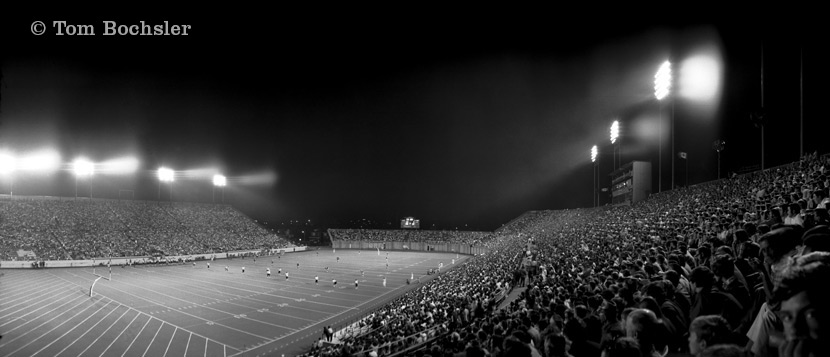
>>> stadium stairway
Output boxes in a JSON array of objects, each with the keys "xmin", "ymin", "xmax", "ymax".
[{"xmin": 497, "ymin": 286, "xmax": 526, "ymax": 311}]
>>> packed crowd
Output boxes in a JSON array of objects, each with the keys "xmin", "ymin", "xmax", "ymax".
[
  {"xmin": 330, "ymin": 229, "xmax": 494, "ymax": 245},
  {"xmin": 304, "ymin": 152, "xmax": 830, "ymax": 357},
  {"xmin": 0, "ymin": 199, "xmax": 293, "ymax": 260}
]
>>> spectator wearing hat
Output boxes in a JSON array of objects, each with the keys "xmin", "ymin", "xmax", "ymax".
[
  {"xmin": 801, "ymin": 225, "xmax": 830, "ymax": 254},
  {"xmin": 747, "ymin": 227, "xmax": 802, "ymax": 357}
]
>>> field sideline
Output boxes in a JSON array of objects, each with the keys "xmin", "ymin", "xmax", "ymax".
[{"xmin": 0, "ymin": 249, "xmax": 468, "ymax": 357}]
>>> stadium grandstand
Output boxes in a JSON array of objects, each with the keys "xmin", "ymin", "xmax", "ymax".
[
  {"xmin": 0, "ymin": 199, "xmax": 293, "ymax": 261},
  {"xmin": 298, "ymin": 152, "xmax": 830, "ymax": 356}
]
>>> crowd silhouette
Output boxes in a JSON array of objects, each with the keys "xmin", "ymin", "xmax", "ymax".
[{"xmin": 304, "ymin": 152, "xmax": 830, "ymax": 357}]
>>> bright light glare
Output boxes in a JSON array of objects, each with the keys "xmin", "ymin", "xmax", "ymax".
[
  {"xmin": 73, "ymin": 158, "xmax": 95, "ymax": 176},
  {"xmin": 591, "ymin": 145, "xmax": 598, "ymax": 163},
  {"xmin": 680, "ymin": 54, "xmax": 721, "ymax": 102},
  {"xmin": 0, "ymin": 153, "xmax": 15, "ymax": 174},
  {"xmin": 20, "ymin": 150, "xmax": 61, "ymax": 172},
  {"xmin": 610, "ymin": 120, "xmax": 619, "ymax": 144},
  {"xmin": 158, "ymin": 167, "xmax": 175, "ymax": 182},
  {"xmin": 654, "ymin": 61, "xmax": 672, "ymax": 100},
  {"xmin": 99, "ymin": 157, "xmax": 139, "ymax": 174},
  {"xmin": 213, "ymin": 174, "xmax": 227, "ymax": 187}
]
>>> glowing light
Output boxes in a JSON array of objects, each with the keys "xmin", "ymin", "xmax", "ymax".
[
  {"xmin": 610, "ymin": 120, "xmax": 619, "ymax": 144},
  {"xmin": 158, "ymin": 167, "xmax": 175, "ymax": 182},
  {"xmin": 20, "ymin": 149, "xmax": 61, "ymax": 172},
  {"xmin": 99, "ymin": 157, "xmax": 139, "ymax": 174},
  {"xmin": 680, "ymin": 54, "xmax": 721, "ymax": 102},
  {"xmin": 654, "ymin": 61, "xmax": 672, "ymax": 100},
  {"xmin": 73, "ymin": 158, "xmax": 95, "ymax": 176},
  {"xmin": 0, "ymin": 153, "xmax": 16, "ymax": 174},
  {"xmin": 213, "ymin": 174, "xmax": 227, "ymax": 187},
  {"xmin": 591, "ymin": 145, "xmax": 598, "ymax": 163}
]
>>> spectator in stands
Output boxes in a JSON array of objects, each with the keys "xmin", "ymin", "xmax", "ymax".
[
  {"xmin": 773, "ymin": 251, "xmax": 830, "ymax": 357},
  {"xmin": 624, "ymin": 308, "xmax": 666, "ymax": 357},
  {"xmin": 689, "ymin": 266, "xmax": 744, "ymax": 330},
  {"xmin": 599, "ymin": 337, "xmax": 641, "ymax": 357},
  {"xmin": 688, "ymin": 315, "xmax": 733, "ymax": 357}
]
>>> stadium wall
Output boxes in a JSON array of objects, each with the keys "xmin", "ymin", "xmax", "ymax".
[
  {"xmin": 330, "ymin": 240, "xmax": 488, "ymax": 255},
  {"xmin": 0, "ymin": 246, "xmax": 308, "ymax": 269}
]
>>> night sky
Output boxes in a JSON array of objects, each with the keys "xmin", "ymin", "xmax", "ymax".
[{"xmin": 1, "ymin": 10, "xmax": 827, "ymax": 231}]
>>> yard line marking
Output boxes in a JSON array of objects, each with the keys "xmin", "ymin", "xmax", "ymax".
[
  {"xmin": 74, "ymin": 307, "xmax": 130, "ymax": 357},
  {"xmin": 0, "ymin": 281, "xmax": 75, "ymax": 315},
  {"xmin": 143, "ymin": 267, "xmax": 358, "ymax": 311},
  {"xmin": 183, "ymin": 332, "xmax": 192, "ymax": 357},
  {"xmin": 106, "ymin": 277, "xmax": 297, "ymax": 335},
  {"xmin": 29, "ymin": 300, "xmax": 114, "ymax": 356},
  {"xmin": 0, "ymin": 294, "xmax": 85, "ymax": 334},
  {"xmin": 53, "ymin": 302, "xmax": 123, "ymax": 357},
  {"xmin": 120, "ymin": 315, "xmax": 151, "ymax": 357},
  {"xmin": 98, "ymin": 312, "xmax": 140, "ymax": 357},
  {"xmin": 0, "ymin": 274, "xmax": 59, "ymax": 299},
  {"xmin": 49, "ymin": 269, "xmax": 244, "ymax": 352},
  {"xmin": 20, "ymin": 300, "xmax": 111, "ymax": 357},
  {"xmin": 140, "ymin": 322, "xmax": 163, "ymax": 357},
  {"xmin": 162, "ymin": 327, "xmax": 177, "ymax": 357},
  {"xmin": 228, "ymin": 273, "xmax": 410, "ymax": 357},
  {"xmin": 121, "ymin": 272, "xmax": 320, "ymax": 324}
]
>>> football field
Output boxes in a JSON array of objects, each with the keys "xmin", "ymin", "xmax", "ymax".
[{"xmin": 0, "ymin": 249, "xmax": 467, "ymax": 357}]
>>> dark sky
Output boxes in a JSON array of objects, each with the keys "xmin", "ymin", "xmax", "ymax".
[{"xmin": 1, "ymin": 10, "xmax": 827, "ymax": 230}]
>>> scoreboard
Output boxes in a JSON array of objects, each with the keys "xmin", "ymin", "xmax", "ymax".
[{"xmin": 400, "ymin": 217, "xmax": 420, "ymax": 229}]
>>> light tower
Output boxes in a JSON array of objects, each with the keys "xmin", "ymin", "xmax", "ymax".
[
  {"xmin": 654, "ymin": 60, "xmax": 672, "ymax": 192},
  {"xmin": 213, "ymin": 174, "xmax": 226, "ymax": 203},
  {"xmin": 0, "ymin": 153, "xmax": 16, "ymax": 197},
  {"xmin": 610, "ymin": 120, "xmax": 619, "ymax": 170},
  {"xmin": 157, "ymin": 167, "xmax": 174, "ymax": 201},
  {"xmin": 73, "ymin": 158, "xmax": 95, "ymax": 198},
  {"xmin": 591, "ymin": 145, "xmax": 598, "ymax": 207}
]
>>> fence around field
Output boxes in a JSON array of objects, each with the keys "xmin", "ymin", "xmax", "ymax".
[
  {"xmin": 0, "ymin": 246, "xmax": 308, "ymax": 269},
  {"xmin": 330, "ymin": 240, "xmax": 489, "ymax": 255}
]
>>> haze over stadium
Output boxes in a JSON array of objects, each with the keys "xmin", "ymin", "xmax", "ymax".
[{"xmin": 1, "ymin": 10, "xmax": 827, "ymax": 231}]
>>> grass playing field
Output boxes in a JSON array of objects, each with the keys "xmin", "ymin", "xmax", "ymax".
[{"xmin": 0, "ymin": 249, "xmax": 468, "ymax": 357}]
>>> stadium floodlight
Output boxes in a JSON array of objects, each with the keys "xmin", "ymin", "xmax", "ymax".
[
  {"xmin": 73, "ymin": 158, "xmax": 95, "ymax": 198},
  {"xmin": 158, "ymin": 167, "xmax": 175, "ymax": 182},
  {"xmin": 654, "ymin": 60, "xmax": 672, "ymax": 100},
  {"xmin": 0, "ymin": 152, "xmax": 16, "ymax": 197},
  {"xmin": 73, "ymin": 158, "xmax": 95, "ymax": 176},
  {"xmin": 158, "ymin": 167, "xmax": 174, "ymax": 201},
  {"xmin": 610, "ymin": 120, "xmax": 619, "ymax": 144},
  {"xmin": 0, "ymin": 153, "xmax": 15, "ymax": 174},
  {"xmin": 591, "ymin": 145, "xmax": 598, "ymax": 163},
  {"xmin": 213, "ymin": 174, "xmax": 227, "ymax": 203},
  {"xmin": 99, "ymin": 157, "xmax": 139, "ymax": 174},
  {"xmin": 20, "ymin": 149, "xmax": 61, "ymax": 172}
]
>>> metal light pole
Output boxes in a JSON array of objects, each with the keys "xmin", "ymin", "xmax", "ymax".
[
  {"xmin": 655, "ymin": 61, "xmax": 672, "ymax": 193},
  {"xmin": 713, "ymin": 140, "xmax": 725, "ymax": 179},
  {"xmin": 213, "ymin": 174, "xmax": 226, "ymax": 203},
  {"xmin": 610, "ymin": 121, "xmax": 619, "ymax": 171},
  {"xmin": 158, "ymin": 167, "xmax": 174, "ymax": 201},
  {"xmin": 0, "ymin": 154, "xmax": 15, "ymax": 198},
  {"xmin": 73, "ymin": 159, "xmax": 94, "ymax": 199},
  {"xmin": 591, "ymin": 145, "xmax": 598, "ymax": 207}
]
